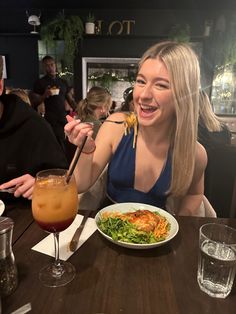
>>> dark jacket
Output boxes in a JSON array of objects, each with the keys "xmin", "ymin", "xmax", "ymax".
[
  {"xmin": 33, "ymin": 75, "xmax": 70, "ymax": 145},
  {"xmin": 0, "ymin": 94, "xmax": 68, "ymax": 200},
  {"xmin": 198, "ymin": 121, "xmax": 231, "ymax": 151}
]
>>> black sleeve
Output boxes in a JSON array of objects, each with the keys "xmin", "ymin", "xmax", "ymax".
[
  {"xmin": 221, "ymin": 124, "xmax": 232, "ymax": 145},
  {"xmin": 33, "ymin": 79, "xmax": 46, "ymax": 95}
]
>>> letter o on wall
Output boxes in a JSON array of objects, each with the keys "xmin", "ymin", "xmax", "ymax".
[{"xmin": 108, "ymin": 21, "xmax": 123, "ymax": 35}]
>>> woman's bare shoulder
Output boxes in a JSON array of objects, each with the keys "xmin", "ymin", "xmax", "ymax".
[
  {"xmin": 97, "ymin": 112, "xmax": 127, "ymax": 140},
  {"xmin": 95, "ymin": 112, "xmax": 126, "ymax": 148},
  {"xmin": 196, "ymin": 142, "xmax": 208, "ymax": 170},
  {"xmin": 106, "ymin": 112, "xmax": 128, "ymax": 121}
]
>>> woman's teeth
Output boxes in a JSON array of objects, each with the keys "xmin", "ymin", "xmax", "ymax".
[{"xmin": 140, "ymin": 105, "xmax": 158, "ymax": 112}]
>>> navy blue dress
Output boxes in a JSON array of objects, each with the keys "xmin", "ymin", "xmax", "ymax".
[{"xmin": 107, "ymin": 129, "xmax": 172, "ymax": 209}]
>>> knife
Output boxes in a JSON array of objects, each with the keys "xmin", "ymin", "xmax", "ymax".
[{"xmin": 69, "ymin": 211, "xmax": 91, "ymax": 252}]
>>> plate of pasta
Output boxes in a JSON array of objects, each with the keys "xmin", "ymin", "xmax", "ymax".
[{"xmin": 95, "ymin": 202, "xmax": 179, "ymax": 249}]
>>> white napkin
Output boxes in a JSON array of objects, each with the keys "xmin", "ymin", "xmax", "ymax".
[{"xmin": 32, "ymin": 214, "xmax": 97, "ymax": 261}]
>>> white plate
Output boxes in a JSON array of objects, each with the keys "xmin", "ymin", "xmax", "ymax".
[
  {"xmin": 0, "ymin": 200, "xmax": 5, "ymax": 216},
  {"xmin": 95, "ymin": 202, "xmax": 179, "ymax": 249}
]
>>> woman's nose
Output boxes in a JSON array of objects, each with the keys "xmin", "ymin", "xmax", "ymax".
[{"xmin": 140, "ymin": 84, "xmax": 153, "ymax": 100}]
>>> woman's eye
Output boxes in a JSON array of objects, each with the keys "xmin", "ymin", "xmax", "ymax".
[
  {"xmin": 155, "ymin": 83, "xmax": 169, "ymax": 90},
  {"xmin": 135, "ymin": 78, "xmax": 145, "ymax": 85}
]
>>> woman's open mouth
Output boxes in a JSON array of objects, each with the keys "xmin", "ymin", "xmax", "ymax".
[{"xmin": 139, "ymin": 104, "xmax": 159, "ymax": 118}]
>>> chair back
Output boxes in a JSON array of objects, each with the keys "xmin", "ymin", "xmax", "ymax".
[{"xmin": 204, "ymin": 145, "xmax": 236, "ymax": 218}]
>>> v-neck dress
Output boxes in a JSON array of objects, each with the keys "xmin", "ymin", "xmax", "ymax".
[{"xmin": 107, "ymin": 129, "xmax": 172, "ymax": 209}]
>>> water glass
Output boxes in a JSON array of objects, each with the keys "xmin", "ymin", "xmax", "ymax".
[{"xmin": 197, "ymin": 223, "xmax": 236, "ymax": 298}]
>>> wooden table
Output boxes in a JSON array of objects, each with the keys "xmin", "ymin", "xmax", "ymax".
[
  {"xmin": 4, "ymin": 200, "xmax": 34, "ymax": 244},
  {"xmin": 2, "ymin": 207, "xmax": 236, "ymax": 314}
]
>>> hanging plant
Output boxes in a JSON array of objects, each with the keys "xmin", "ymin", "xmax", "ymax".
[{"xmin": 40, "ymin": 12, "xmax": 84, "ymax": 65}]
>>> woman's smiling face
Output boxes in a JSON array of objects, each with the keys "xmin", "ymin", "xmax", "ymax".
[{"xmin": 133, "ymin": 57, "xmax": 175, "ymax": 127}]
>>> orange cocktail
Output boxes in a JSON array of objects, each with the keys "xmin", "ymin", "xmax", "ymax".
[
  {"xmin": 32, "ymin": 169, "xmax": 78, "ymax": 287},
  {"xmin": 32, "ymin": 171, "xmax": 78, "ymax": 232}
]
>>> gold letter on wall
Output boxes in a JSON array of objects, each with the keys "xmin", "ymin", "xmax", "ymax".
[
  {"xmin": 122, "ymin": 20, "xmax": 135, "ymax": 34},
  {"xmin": 108, "ymin": 20, "xmax": 123, "ymax": 35}
]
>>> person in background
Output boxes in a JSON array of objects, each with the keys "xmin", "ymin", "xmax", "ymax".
[
  {"xmin": 109, "ymin": 101, "xmax": 117, "ymax": 114},
  {"xmin": 65, "ymin": 41, "xmax": 207, "ymax": 216},
  {"xmin": 8, "ymin": 88, "xmax": 31, "ymax": 105},
  {"xmin": 198, "ymin": 90, "xmax": 231, "ymax": 150},
  {"xmin": 120, "ymin": 86, "xmax": 134, "ymax": 112},
  {"xmin": 198, "ymin": 90, "xmax": 234, "ymax": 216},
  {"xmin": 65, "ymin": 86, "xmax": 77, "ymax": 117},
  {"xmin": 0, "ymin": 55, "xmax": 68, "ymax": 202},
  {"xmin": 28, "ymin": 91, "xmax": 45, "ymax": 117},
  {"xmin": 32, "ymin": 55, "xmax": 77, "ymax": 152},
  {"xmin": 76, "ymin": 86, "xmax": 112, "ymax": 139},
  {"xmin": 65, "ymin": 86, "xmax": 112, "ymax": 163}
]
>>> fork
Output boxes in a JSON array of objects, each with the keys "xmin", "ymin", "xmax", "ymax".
[{"xmin": 0, "ymin": 187, "xmax": 17, "ymax": 194}]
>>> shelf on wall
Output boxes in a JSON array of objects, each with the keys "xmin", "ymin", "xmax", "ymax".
[
  {"xmin": 0, "ymin": 33, "xmax": 40, "ymax": 37},
  {"xmin": 83, "ymin": 34, "xmax": 205, "ymax": 41}
]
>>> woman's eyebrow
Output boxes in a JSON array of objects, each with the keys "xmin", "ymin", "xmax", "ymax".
[
  {"xmin": 155, "ymin": 77, "xmax": 170, "ymax": 83},
  {"xmin": 137, "ymin": 73, "xmax": 169, "ymax": 83}
]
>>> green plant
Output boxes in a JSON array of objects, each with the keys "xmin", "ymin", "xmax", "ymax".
[
  {"xmin": 215, "ymin": 13, "xmax": 236, "ymax": 66},
  {"xmin": 40, "ymin": 12, "xmax": 84, "ymax": 63},
  {"xmin": 168, "ymin": 24, "xmax": 191, "ymax": 43},
  {"xmin": 86, "ymin": 12, "xmax": 95, "ymax": 23},
  {"xmin": 89, "ymin": 72, "xmax": 117, "ymax": 90}
]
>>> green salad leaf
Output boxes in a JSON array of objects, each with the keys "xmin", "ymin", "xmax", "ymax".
[{"xmin": 98, "ymin": 212, "xmax": 170, "ymax": 244}]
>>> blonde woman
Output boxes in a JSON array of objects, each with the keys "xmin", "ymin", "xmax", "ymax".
[
  {"xmin": 198, "ymin": 90, "xmax": 231, "ymax": 150},
  {"xmin": 65, "ymin": 41, "xmax": 207, "ymax": 216},
  {"xmin": 76, "ymin": 86, "xmax": 112, "ymax": 138}
]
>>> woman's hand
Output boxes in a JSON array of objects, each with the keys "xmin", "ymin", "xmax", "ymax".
[
  {"xmin": 0, "ymin": 174, "xmax": 35, "ymax": 200},
  {"xmin": 64, "ymin": 115, "xmax": 96, "ymax": 153}
]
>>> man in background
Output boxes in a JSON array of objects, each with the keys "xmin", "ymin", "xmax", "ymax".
[{"xmin": 32, "ymin": 55, "xmax": 76, "ymax": 151}]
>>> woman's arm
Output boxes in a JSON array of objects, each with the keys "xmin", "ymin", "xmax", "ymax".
[
  {"xmin": 65, "ymin": 112, "xmax": 126, "ymax": 193},
  {"xmin": 177, "ymin": 143, "xmax": 208, "ymax": 216}
]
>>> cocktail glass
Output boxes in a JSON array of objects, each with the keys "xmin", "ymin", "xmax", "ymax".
[{"xmin": 32, "ymin": 169, "xmax": 78, "ymax": 287}]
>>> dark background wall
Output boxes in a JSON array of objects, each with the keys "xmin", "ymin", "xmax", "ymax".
[
  {"xmin": 0, "ymin": 35, "xmax": 38, "ymax": 88},
  {"xmin": 0, "ymin": 1, "xmax": 234, "ymax": 92}
]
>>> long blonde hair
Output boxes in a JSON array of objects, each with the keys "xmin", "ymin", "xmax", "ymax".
[
  {"xmin": 199, "ymin": 90, "xmax": 222, "ymax": 132},
  {"xmin": 77, "ymin": 86, "xmax": 112, "ymax": 121},
  {"xmin": 139, "ymin": 41, "xmax": 200, "ymax": 197}
]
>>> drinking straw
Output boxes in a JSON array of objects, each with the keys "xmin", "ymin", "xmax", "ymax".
[{"xmin": 66, "ymin": 136, "xmax": 87, "ymax": 183}]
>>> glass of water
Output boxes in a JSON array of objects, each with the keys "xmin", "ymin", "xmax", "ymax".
[{"xmin": 197, "ymin": 223, "xmax": 236, "ymax": 298}]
